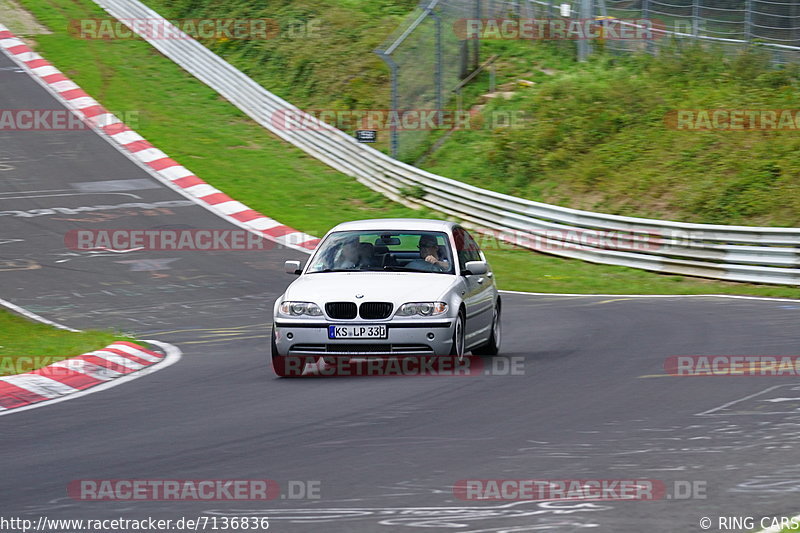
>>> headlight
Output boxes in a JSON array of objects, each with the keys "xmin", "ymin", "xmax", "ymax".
[
  {"xmin": 397, "ymin": 302, "xmax": 448, "ymax": 317},
  {"xmin": 279, "ymin": 301, "xmax": 323, "ymax": 317}
]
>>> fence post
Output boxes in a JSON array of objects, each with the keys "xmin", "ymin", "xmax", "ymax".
[
  {"xmin": 474, "ymin": 0, "xmax": 481, "ymax": 70},
  {"xmin": 744, "ymin": 0, "xmax": 752, "ymax": 42},
  {"xmin": 374, "ymin": 50, "xmax": 399, "ymax": 158},
  {"xmin": 577, "ymin": 0, "xmax": 593, "ymax": 61},
  {"xmin": 430, "ymin": 9, "xmax": 443, "ymax": 128},
  {"xmin": 642, "ymin": 0, "xmax": 654, "ymax": 54},
  {"xmin": 692, "ymin": 0, "xmax": 700, "ymax": 39}
]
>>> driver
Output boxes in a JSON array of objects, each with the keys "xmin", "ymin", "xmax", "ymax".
[
  {"xmin": 334, "ymin": 236, "xmax": 361, "ymax": 269},
  {"xmin": 405, "ymin": 234, "xmax": 450, "ymax": 272}
]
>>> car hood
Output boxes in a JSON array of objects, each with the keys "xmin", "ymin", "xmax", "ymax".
[{"xmin": 283, "ymin": 272, "xmax": 461, "ymax": 305}]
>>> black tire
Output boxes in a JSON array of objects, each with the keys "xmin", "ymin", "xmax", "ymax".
[
  {"xmin": 451, "ymin": 311, "xmax": 466, "ymax": 360},
  {"xmin": 473, "ymin": 303, "xmax": 501, "ymax": 356},
  {"xmin": 271, "ymin": 330, "xmax": 307, "ymax": 378}
]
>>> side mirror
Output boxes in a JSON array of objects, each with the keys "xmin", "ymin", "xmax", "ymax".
[
  {"xmin": 284, "ymin": 260, "xmax": 302, "ymax": 275},
  {"xmin": 463, "ymin": 260, "xmax": 488, "ymax": 275}
]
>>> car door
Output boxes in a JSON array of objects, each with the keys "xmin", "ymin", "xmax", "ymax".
[{"xmin": 453, "ymin": 227, "xmax": 495, "ymax": 347}]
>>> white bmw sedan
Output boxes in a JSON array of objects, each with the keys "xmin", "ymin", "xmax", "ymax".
[{"xmin": 271, "ymin": 219, "xmax": 501, "ymax": 377}]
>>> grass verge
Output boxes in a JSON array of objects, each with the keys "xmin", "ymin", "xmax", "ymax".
[
  {"xmin": 419, "ymin": 43, "xmax": 800, "ymax": 226},
  {"xmin": 0, "ymin": 309, "xmax": 133, "ymax": 376},
  {"xmin": 7, "ymin": 0, "xmax": 800, "ymax": 299}
]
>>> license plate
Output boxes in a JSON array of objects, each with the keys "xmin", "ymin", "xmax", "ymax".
[{"xmin": 328, "ymin": 325, "xmax": 387, "ymax": 339}]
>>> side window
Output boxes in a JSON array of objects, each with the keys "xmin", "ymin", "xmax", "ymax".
[{"xmin": 453, "ymin": 228, "xmax": 481, "ymax": 270}]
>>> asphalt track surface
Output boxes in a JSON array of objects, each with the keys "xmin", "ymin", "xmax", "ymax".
[{"xmin": 2, "ymin": 49, "xmax": 800, "ymax": 533}]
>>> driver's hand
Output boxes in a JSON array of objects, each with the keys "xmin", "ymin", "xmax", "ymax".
[{"xmin": 425, "ymin": 255, "xmax": 438, "ymax": 264}]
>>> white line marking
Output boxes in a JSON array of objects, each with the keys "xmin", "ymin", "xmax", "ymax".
[
  {"xmin": 695, "ymin": 385, "xmax": 785, "ymax": 416},
  {"xmin": 0, "ymin": 192, "xmax": 142, "ymax": 201},
  {"xmin": 0, "ymin": 297, "xmax": 80, "ymax": 331},
  {"xmin": 0, "ymin": 188, "xmax": 72, "ymax": 195},
  {"xmin": 498, "ymin": 290, "xmax": 800, "ymax": 302}
]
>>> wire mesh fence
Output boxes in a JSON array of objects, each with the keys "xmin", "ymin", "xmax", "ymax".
[
  {"xmin": 375, "ymin": 0, "xmax": 552, "ymax": 160},
  {"xmin": 375, "ymin": 0, "xmax": 800, "ymax": 159},
  {"xmin": 598, "ymin": 0, "xmax": 800, "ymax": 62}
]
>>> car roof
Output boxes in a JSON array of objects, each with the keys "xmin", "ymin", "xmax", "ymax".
[{"xmin": 328, "ymin": 218, "xmax": 457, "ymax": 233}]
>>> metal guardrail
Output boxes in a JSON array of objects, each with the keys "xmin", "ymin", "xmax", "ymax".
[{"xmin": 94, "ymin": 0, "xmax": 800, "ymax": 285}]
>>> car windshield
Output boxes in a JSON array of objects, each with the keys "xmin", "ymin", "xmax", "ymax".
[{"xmin": 307, "ymin": 230, "xmax": 455, "ymax": 274}]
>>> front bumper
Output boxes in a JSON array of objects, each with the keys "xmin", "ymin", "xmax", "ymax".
[{"xmin": 273, "ymin": 319, "xmax": 454, "ymax": 356}]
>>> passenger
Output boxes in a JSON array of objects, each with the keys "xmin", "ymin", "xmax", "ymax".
[{"xmin": 404, "ymin": 234, "xmax": 450, "ymax": 272}]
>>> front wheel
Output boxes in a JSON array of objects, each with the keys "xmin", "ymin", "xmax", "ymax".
[
  {"xmin": 451, "ymin": 312, "xmax": 465, "ymax": 360},
  {"xmin": 473, "ymin": 304, "xmax": 501, "ymax": 356}
]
